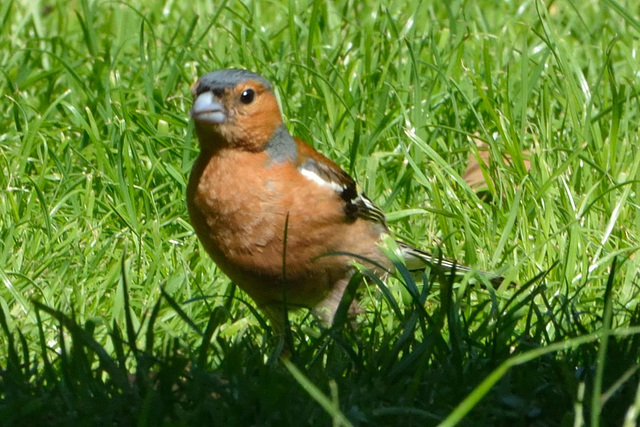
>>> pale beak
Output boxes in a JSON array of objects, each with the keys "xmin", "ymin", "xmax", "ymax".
[{"xmin": 191, "ymin": 91, "xmax": 226, "ymax": 123}]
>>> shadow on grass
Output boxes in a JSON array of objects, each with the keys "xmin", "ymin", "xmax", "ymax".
[{"xmin": 1, "ymin": 258, "xmax": 639, "ymax": 426}]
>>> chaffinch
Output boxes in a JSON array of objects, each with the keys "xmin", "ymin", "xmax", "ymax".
[{"xmin": 187, "ymin": 69, "xmax": 497, "ymax": 331}]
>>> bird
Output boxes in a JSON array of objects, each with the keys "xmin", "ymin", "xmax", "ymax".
[{"xmin": 187, "ymin": 68, "xmax": 498, "ymax": 332}]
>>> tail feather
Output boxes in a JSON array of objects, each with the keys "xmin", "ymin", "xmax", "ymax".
[{"xmin": 397, "ymin": 242, "xmax": 503, "ymax": 285}]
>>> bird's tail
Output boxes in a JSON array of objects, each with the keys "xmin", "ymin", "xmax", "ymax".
[{"xmin": 396, "ymin": 241, "xmax": 503, "ymax": 285}]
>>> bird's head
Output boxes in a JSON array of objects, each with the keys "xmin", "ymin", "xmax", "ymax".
[{"xmin": 190, "ymin": 69, "xmax": 283, "ymax": 152}]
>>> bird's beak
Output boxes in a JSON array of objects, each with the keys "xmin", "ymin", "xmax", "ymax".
[{"xmin": 191, "ymin": 92, "xmax": 226, "ymax": 124}]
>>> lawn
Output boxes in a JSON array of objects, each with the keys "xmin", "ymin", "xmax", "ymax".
[{"xmin": 2, "ymin": 0, "xmax": 640, "ymax": 425}]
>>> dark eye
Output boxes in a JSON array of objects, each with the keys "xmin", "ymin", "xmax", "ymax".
[{"xmin": 240, "ymin": 88, "xmax": 255, "ymax": 104}]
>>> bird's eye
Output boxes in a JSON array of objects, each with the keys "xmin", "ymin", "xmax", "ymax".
[{"xmin": 240, "ymin": 88, "xmax": 255, "ymax": 104}]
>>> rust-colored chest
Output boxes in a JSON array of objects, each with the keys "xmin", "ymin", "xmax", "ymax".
[{"xmin": 187, "ymin": 149, "xmax": 286, "ymax": 262}]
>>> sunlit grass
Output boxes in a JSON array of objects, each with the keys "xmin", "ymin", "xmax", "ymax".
[{"xmin": 1, "ymin": 0, "xmax": 640, "ymax": 425}]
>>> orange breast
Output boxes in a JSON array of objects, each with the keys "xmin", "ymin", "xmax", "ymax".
[{"xmin": 187, "ymin": 148, "xmax": 389, "ymax": 308}]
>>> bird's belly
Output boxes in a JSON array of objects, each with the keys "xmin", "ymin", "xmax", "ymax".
[{"xmin": 190, "ymin": 192, "xmax": 349, "ymax": 306}]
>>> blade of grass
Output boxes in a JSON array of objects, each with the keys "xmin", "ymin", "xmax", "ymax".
[
  {"xmin": 282, "ymin": 358, "xmax": 354, "ymax": 427},
  {"xmin": 591, "ymin": 257, "xmax": 617, "ymax": 426}
]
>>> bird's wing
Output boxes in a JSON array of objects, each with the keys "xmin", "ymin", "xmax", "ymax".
[{"xmin": 294, "ymin": 137, "xmax": 388, "ymax": 228}]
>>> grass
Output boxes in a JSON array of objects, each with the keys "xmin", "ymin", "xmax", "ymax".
[{"xmin": 1, "ymin": 0, "xmax": 640, "ymax": 425}]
